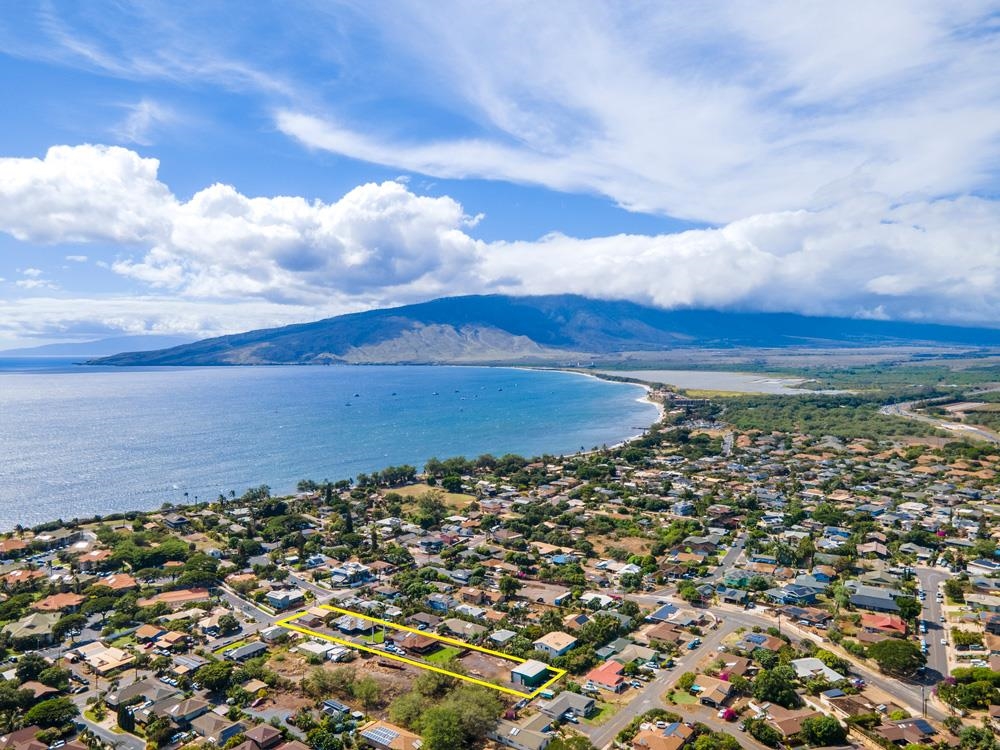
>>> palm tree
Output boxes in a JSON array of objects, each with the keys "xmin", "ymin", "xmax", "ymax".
[{"xmin": 831, "ymin": 582, "xmax": 850, "ymax": 616}]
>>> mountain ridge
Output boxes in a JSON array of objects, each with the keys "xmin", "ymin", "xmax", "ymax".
[
  {"xmin": 89, "ymin": 294, "xmax": 1000, "ymax": 366},
  {"xmin": 1, "ymin": 334, "xmax": 196, "ymax": 357}
]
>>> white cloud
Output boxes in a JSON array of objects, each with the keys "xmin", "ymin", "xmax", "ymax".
[
  {"xmin": 112, "ymin": 99, "xmax": 177, "ymax": 145},
  {"xmin": 276, "ymin": 2, "xmax": 1000, "ymax": 223},
  {"xmin": 0, "ymin": 144, "xmax": 488, "ymax": 305},
  {"xmin": 483, "ymin": 194, "xmax": 1000, "ymax": 324},
  {"xmin": 9, "ymin": 4, "xmax": 999, "ymax": 225},
  {"xmin": 0, "ymin": 295, "xmax": 340, "ymax": 342},
  {"xmin": 1, "ymin": 143, "xmax": 999, "ymax": 340},
  {"xmin": 0, "ymin": 145, "xmax": 172, "ymax": 243},
  {"xmin": 65, "ymin": 254, "xmax": 88, "ymax": 262}
]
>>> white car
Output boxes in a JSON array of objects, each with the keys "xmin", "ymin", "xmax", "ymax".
[{"xmin": 940, "ymin": 638, "xmax": 948, "ymax": 645}]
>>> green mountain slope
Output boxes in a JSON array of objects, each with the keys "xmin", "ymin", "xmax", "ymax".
[{"xmin": 89, "ymin": 294, "xmax": 1000, "ymax": 366}]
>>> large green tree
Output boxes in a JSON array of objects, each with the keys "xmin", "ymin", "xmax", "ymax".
[
  {"xmin": 195, "ymin": 660, "xmax": 236, "ymax": 692},
  {"xmin": 800, "ymin": 715, "xmax": 847, "ymax": 746},
  {"xmin": 752, "ymin": 665, "xmax": 801, "ymax": 709},
  {"xmin": 24, "ymin": 697, "xmax": 79, "ymax": 728},
  {"xmin": 420, "ymin": 706, "xmax": 466, "ymax": 750},
  {"xmin": 867, "ymin": 639, "xmax": 925, "ymax": 676}
]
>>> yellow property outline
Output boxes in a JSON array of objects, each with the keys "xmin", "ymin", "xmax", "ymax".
[{"xmin": 276, "ymin": 604, "xmax": 566, "ymax": 699}]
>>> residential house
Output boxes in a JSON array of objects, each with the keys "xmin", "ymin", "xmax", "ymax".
[
  {"xmin": 790, "ymin": 657, "xmax": 845, "ymax": 682},
  {"xmin": 538, "ymin": 691, "xmax": 595, "ymax": 720},
  {"xmin": 691, "ymin": 674, "xmax": 731, "ymax": 707},
  {"xmin": 30, "ymin": 592, "xmax": 84, "ymax": 613},
  {"xmin": 632, "ymin": 721, "xmax": 695, "ymax": 750},
  {"xmin": 161, "ymin": 514, "xmax": 190, "ymax": 530},
  {"xmin": 585, "ymin": 661, "xmax": 625, "ymax": 693},
  {"xmin": 357, "ymin": 720, "xmax": 423, "ymax": 750},
  {"xmin": 765, "ymin": 585, "xmax": 816, "ymax": 605},
  {"xmin": 781, "ymin": 606, "xmax": 832, "ymax": 629},
  {"xmin": 846, "ymin": 582, "xmax": 901, "ymax": 613},
  {"xmin": 2, "ymin": 612, "xmax": 59, "ymax": 645},
  {"xmin": 441, "ymin": 618, "xmax": 486, "ymax": 639},
  {"xmin": 244, "ymin": 725, "xmax": 283, "ymax": 750},
  {"xmin": 740, "ymin": 632, "xmax": 784, "ymax": 652},
  {"xmin": 873, "ymin": 718, "xmax": 941, "ymax": 747},
  {"xmin": 265, "ymin": 589, "xmax": 306, "ymax": 611},
  {"xmin": 190, "ymin": 714, "xmax": 244, "ymax": 745},
  {"xmin": 532, "ymin": 631, "xmax": 577, "ymax": 658},
  {"xmin": 966, "ymin": 594, "xmax": 1000, "ymax": 612},
  {"xmin": 489, "ymin": 718, "xmax": 550, "ymax": 750},
  {"xmin": 860, "ymin": 613, "xmax": 907, "ymax": 636},
  {"xmin": 224, "ymin": 642, "xmax": 268, "ymax": 662}
]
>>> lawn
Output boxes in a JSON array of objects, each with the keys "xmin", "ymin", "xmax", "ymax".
[
  {"xmin": 671, "ymin": 690, "xmax": 698, "ymax": 705},
  {"xmin": 584, "ymin": 702, "xmax": 616, "ymax": 725},
  {"xmin": 424, "ymin": 646, "xmax": 463, "ymax": 665},
  {"xmin": 364, "ymin": 630, "xmax": 385, "ymax": 644}
]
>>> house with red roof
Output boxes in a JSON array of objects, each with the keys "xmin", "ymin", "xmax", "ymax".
[
  {"xmin": 860, "ymin": 613, "xmax": 907, "ymax": 636},
  {"xmin": 585, "ymin": 660, "xmax": 625, "ymax": 693}
]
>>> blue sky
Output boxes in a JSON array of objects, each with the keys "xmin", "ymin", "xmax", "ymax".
[{"xmin": 1, "ymin": 2, "xmax": 999, "ymax": 347}]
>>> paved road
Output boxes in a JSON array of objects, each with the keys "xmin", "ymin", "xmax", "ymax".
[
  {"xmin": 583, "ymin": 618, "xmax": 739, "ymax": 749},
  {"xmin": 287, "ymin": 572, "xmax": 337, "ymax": 599},
  {"xmin": 218, "ymin": 585, "xmax": 279, "ymax": 625},
  {"xmin": 915, "ymin": 566, "xmax": 951, "ymax": 679},
  {"xmin": 711, "ymin": 534, "xmax": 745, "ymax": 584},
  {"xmin": 880, "ymin": 401, "xmax": 1000, "ymax": 443}
]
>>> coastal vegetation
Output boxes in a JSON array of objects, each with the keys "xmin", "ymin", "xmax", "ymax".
[{"xmin": 718, "ymin": 392, "xmax": 945, "ymax": 439}]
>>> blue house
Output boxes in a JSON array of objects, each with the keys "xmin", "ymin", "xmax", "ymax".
[
  {"xmin": 647, "ymin": 603, "xmax": 678, "ymax": 623},
  {"xmin": 765, "ymin": 585, "xmax": 817, "ymax": 605},
  {"xmin": 426, "ymin": 593, "xmax": 454, "ymax": 612},
  {"xmin": 810, "ymin": 567, "xmax": 835, "ymax": 583},
  {"xmin": 793, "ymin": 574, "xmax": 830, "ymax": 594},
  {"xmin": 550, "ymin": 554, "xmax": 577, "ymax": 565}
]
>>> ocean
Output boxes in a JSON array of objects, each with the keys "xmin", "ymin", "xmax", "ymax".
[{"xmin": 0, "ymin": 360, "xmax": 657, "ymax": 530}]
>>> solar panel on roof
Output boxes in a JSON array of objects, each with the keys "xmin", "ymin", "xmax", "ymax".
[{"xmin": 362, "ymin": 726, "xmax": 399, "ymax": 745}]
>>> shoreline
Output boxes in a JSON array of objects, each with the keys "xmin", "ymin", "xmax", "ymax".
[
  {"xmin": 511, "ymin": 365, "xmax": 666, "ymax": 448},
  {"xmin": 1, "ymin": 365, "xmax": 663, "ymax": 533}
]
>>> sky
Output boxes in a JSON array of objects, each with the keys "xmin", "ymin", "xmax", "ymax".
[{"xmin": 1, "ymin": 2, "xmax": 1000, "ymax": 348}]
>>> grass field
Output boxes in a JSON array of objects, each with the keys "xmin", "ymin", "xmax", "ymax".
[
  {"xmin": 392, "ymin": 483, "xmax": 476, "ymax": 511},
  {"xmin": 425, "ymin": 645, "xmax": 462, "ymax": 664},
  {"xmin": 364, "ymin": 630, "xmax": 385, "ymax": 644},
  {"xmin": 671, "ymin": 690, "xmax": 698, "ymax": 705}
]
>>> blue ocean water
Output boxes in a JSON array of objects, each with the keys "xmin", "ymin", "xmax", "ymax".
[{"xmin": 0, "ymin": 360, "xmax": 657, "ymax": 530}]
